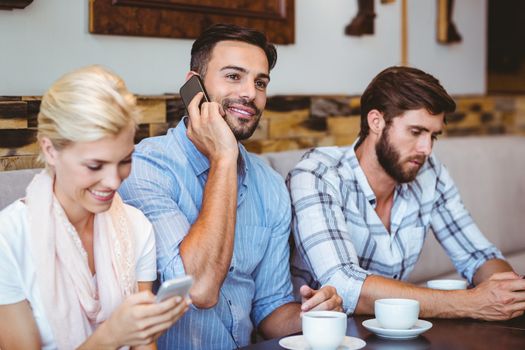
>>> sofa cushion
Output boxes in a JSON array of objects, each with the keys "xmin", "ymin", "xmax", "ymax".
[
  {"xmin": 0, "ymin": 168, "xmax": 41, "ymax": 210},
  {"xmin": 262, "ymin": 149, "xmax": 309, "ymax": 179},
  {"xmin": 409, "ymin": 136, "xmax": 525, "ymax": 282},
  {"xmin": 433, "ymin": 136, "xmax": 525, "ymax": 255}
]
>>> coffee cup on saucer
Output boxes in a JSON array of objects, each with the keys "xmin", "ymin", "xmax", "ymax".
[
  {"xmin": 302, "ymin": 310, "xmax": 347, "ymax": 350},
  {"xmin": 426, "ymin": 279, "xmax": 467, "ymax": 290},
  {"xmin": 374, "ymin": 298, "xmax": 419, "ymax": 330}
]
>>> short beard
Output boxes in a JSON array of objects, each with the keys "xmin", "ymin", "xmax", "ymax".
[
  {"xmin": 375, "ymin": 125, "xmax": 424, "ymax": 183},
  {"xmin": 222, "ymin": 98, "xmax": 262, "ymax": 141}
]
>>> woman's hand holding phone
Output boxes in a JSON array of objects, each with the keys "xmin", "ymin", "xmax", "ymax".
[
  {"xmin": 156, "ymin": 275, "xmax": 193, "ymax": 302},
  {"xmin": 91, "ymin": 290, "xmax": 190, "ymax": 348}
]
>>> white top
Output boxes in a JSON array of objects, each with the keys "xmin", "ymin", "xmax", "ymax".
[{"xmin": 0, "ymin": 200, "xmax": 157, "ymax": 349}]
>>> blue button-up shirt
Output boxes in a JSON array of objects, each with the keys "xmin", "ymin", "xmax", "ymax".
[{"xmin": 119, "ymin": 120, "xmax": 295, "ymax": 349}]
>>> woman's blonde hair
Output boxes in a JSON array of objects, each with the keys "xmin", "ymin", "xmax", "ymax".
[{"xmin": 37, "ymin": 65, "xmax": 140, "ymax": 162}]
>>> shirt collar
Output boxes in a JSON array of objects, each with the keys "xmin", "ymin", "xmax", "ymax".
[
  {"xmin": 344, "ymin": 140, "xmax": 377, "ymax": 206},
  {"xmin": 397, "ymin": 181, "xmax": 410, "ymax": 199},
  {"xmin": 344, "ymin": 139, "xmax": 410, "ymax": 207}
]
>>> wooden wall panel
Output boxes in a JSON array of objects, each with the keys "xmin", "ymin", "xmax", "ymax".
[
  {"xmin": 1, "ymin": 93, "xmax": 523, "ymax": 170},
  {"xmin": 0, "ymin": 101, "xmax": 28, "ymax": 129}
]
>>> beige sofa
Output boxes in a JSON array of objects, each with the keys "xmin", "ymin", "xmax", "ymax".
[
  {"xmin": 259, "ymin": 135, "xmax": 525, "ymax": 283},
  {"xmin": 1, "ymin": 136, "xmax": 524, "ymax": 283}
]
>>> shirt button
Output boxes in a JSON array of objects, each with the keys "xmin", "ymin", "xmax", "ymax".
[
  {"xmin": 228, "ymin": 299, "xmax": 232, "ymax": 305},
  {"xmin": 229, "ymin": 266, "xmax": 234, "ymax": 272},
  {"xmin": 393, "ymin": 274, "xmax": 398, "ymax": 279}
]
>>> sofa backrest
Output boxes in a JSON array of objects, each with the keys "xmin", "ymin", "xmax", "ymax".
[
  {"xmin": 2, "ymin": 136, "xmax": 523, "ymax": 283},
  {"xmin": 410, "ymin": 136, "xmax": 525, "ymax": 282},
  {"xmin": 0, "ymin": 168, "xmax": 41, "ymax": 210},
  {"xmin": 260, "ymin": 136, "xmax": 525, "ymax": 283}
]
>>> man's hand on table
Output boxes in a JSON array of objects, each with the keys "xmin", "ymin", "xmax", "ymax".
[
  {"xmin": 468, "ymin": 271, "xmax": 525, "ymax": 320},
  {"xmin": 300, "ymin": 285, "xmax": 344, "ymax": 314}
]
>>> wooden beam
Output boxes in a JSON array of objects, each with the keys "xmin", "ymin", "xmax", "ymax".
[{"xmin": 400, "ymin": 0, "xmax": 408, "ymax": 66}]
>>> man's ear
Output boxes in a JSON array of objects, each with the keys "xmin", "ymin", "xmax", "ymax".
[
  {"xmin": 39, "ymin": 137, "xmax": 59, "ymax": 166},
  {"xmin": 185, "ymin": 71, "xmax": 199, "ymax": 81},
  {"xmin": 367, "ymin": 109, "xmax": 385, "ymax": 135}
]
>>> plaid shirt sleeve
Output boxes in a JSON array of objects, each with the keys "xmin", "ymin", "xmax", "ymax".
[
  {"xmin": 288, "ymin": 159, "xmax": 370, "ymax": 314},
  {"xmin": 430, "ymin": 161, "xmax": 505, "ymax": 284}
]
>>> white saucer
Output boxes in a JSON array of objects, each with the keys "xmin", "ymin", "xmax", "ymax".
[
  {"xmin": 362, "ymin": 319, "xmax": 432, "ymax": 339},
  {"xmin": 278, "ymin": 335, "xmax": 366, "ymax": 350}
]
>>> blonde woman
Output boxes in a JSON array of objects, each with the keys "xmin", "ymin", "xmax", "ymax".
[{"xmin": 0, "ymin": 66, "xmax": 190, "ymax": 349}]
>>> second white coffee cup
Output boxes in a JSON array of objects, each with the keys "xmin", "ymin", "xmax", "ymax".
[
  {"xmin": 302, "ymin": 310, "xmax": 347, "ymax": 350},
  {"xmin": 374, "ymin": 298, "xmax": 419, "ymax": 330},
  {"xmin": 426, "ymin": 279, "xmax": 467, "ymax": 290}
]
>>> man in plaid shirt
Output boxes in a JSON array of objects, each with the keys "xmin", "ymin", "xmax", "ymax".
[{"xmin": 288, "ymin": 66, "xmax": 525, "ymax": 321}]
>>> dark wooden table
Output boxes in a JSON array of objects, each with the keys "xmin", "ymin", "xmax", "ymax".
[{"xmin": 242, "ymin": 314, "xmax": 525, "ymax": 349}]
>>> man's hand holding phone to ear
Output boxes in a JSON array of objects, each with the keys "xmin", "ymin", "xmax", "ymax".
[
  {"xmin": 178, "ymin": 75, "xmax": 239, "ymax": 311},
  {"xmin": 182, "ymin": 75, "xmax": 238, "ymax": 163}
]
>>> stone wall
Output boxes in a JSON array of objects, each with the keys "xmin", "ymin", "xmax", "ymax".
[{"xmin": 1, "ymin": 94, "xmax": 524, "ymax": 171}]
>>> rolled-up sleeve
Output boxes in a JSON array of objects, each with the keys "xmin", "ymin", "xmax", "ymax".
[
  {"xmin": 430, "ymin": 165, "xmax": 504, "ymax": 284},
  {"xmin": 119, "ymin": 148, "xmax": 189, "ymax": 282},
  {"xmin": 288, "ymin": 163, "xmax": 370, "ymax": 314}
]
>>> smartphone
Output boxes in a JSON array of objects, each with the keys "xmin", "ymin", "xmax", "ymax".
[
  {"xmin": 156, "ymin": 275, "xmax": 193, "ymax": 303},
  {"xmin": 179, "ymin": 75, "xmax": 210, "ymax": 111}
]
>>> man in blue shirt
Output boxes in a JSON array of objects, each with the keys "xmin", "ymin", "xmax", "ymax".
[
  {"xmin": 288, "ymin": 66, "xmax": 525, "ymax": 321},
  {"xmin": 119, "ymin": 24, "xmax": 342, "ymax": 349}
]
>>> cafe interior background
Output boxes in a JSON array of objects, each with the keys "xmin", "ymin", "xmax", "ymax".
[{"xmin": 1, "ymin": 0, "xmax": 524, "ymax": 171}]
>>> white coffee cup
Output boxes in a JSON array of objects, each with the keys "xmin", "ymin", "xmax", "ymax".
[
  {"xmin": 302, "ymin": 310, "xmax": 347, "ymax": 350},
  {"xmin": 374, "ymin": 298, "xmax": 419, "ymax": 330},
  {"xmin": 426, "ymin": 279, "xmax": 467, "ymax": 290}
]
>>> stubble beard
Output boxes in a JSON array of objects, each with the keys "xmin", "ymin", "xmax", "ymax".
[
  {"xmin": 222, "ymin": 98, "xmax": 262, "ymax": 141},
  {"xmin": 375, "ymin": 126, "xmax": 425, "ymax": 183}
]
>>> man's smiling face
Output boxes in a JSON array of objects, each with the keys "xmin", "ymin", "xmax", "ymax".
[{"xmin": 202, "ymin": 40, "xmax": 270, "ymax": 140}]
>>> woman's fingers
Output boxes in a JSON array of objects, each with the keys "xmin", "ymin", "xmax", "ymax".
[
  {"xmin": 107, "ymin": 292, "xmax": 191, "ymax": 346},
  {"xmin": 135, "ymin": 296, "xmax": 191, "ymax": 331}
]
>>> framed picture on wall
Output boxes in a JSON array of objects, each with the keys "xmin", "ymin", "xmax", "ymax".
[
  {"xmin": 0, "ymin": 0, "xmax": 33, "ymax": 10},
  {"xmin": 89, "ymin": 0, "xmax": 295, "ymax": 44}
]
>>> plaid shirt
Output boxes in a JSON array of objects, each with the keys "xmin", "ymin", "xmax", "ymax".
[{"xmin": 287, "ymin": 142, "xmax": 504, "ymax": 314}]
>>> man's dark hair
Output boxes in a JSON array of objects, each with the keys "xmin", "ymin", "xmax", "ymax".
[
  {"xmin": 358, "ymin": 66, "xmax": 456, "ymax": 141},
  {"xmin": 190, "ymin": 23, "xmax": 277, "ymax": 77}
]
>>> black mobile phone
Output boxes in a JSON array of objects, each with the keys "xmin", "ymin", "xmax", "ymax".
[{"xmin": 179, "ymin": 75, "xmax": 210, "ymax": 111}]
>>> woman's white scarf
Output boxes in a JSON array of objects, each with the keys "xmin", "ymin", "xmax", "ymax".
[{"xmin": 26, "ymin": 170, "xmax": 137, "ymax": 349}]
